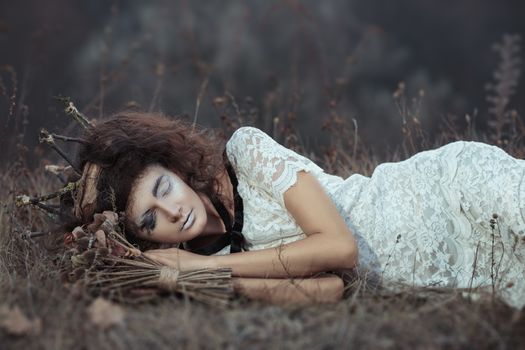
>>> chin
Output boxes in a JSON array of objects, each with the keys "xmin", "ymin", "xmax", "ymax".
[{"xmin": 191, "ymin": 215, "xmax": 206, "ymax": 237}]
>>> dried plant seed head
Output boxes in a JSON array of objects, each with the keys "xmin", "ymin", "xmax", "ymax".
[
  {"xmin": 102, "ymin": 211, "xmax": 118, "ymax": 225},
  {"xmin": 99, "ymin": 220, "xmax": 115, "ymax": 235},
  {"xmin": 64, "ymin": 232, "xmax": 74, "ymax": 246},
  {"xmin": 72, "ymin": 226, "xmax": 86, "ymax": 240},
  {"xmin": 95, "ymin": 230, "xmax": 107, "ymax": 248},
  {"xmin": 71, "ymin": 255, "xmax": 87, "ymax": 267},
  {"xmin": 76, "ymin": 237, "xmax": 90, "ymax": 250},
  {"xmin": 82, "ymin": 250, "xmax": 97, "ymax": 264},
  {"xmin": 93, "ymin": 213, "xmax": 106, "ymax": 226},
  {"xmin": 97, "ymin": 247, "xmax": 109, "ymax": 257},
  {"xmin": 87, "ymin": 214, "xmax": 106, "ymax": 233}
]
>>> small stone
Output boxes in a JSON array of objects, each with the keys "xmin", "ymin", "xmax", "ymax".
[{"xmin": 87, "ymin": 298, "xmax": 125, "ymax": 330}]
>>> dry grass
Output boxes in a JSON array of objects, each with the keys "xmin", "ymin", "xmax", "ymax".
[
  {"xmin": 1, "ymin": 193, "xmax": 524, "ymax": 349},
  {"xmin": 1, "ymin": 35, "xmax": 525, "ymax": 349},
  {"xmin": 2, "ymin": 117, "xmax": 525, "ymax": 349}
]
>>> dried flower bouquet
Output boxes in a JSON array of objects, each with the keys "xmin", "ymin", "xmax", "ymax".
[{"xmin": 62, "ymin": 211, "xmax": 234, "ymax": 306}]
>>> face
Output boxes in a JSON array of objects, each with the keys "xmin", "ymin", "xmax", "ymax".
[{"xmin": 126, "ymin": 164, "xmax": 208, "ymax": 243}]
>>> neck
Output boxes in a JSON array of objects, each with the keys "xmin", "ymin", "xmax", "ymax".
[{"xmin": 185, "ymin": 165, "xmax": 235, "ymax": 249}]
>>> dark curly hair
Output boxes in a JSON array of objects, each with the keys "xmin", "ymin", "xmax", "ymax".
[{"xmin": 74, "ymin": 111, "xmax": 227, "ymax": 247}]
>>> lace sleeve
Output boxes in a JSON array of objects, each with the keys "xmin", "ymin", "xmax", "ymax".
[{"xmin": 226, "ymin": 127, "xmax": 324, "ymax": 207}]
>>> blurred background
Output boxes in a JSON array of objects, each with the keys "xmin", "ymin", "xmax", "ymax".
[{"xmin": 0, "ymin": 0, "xmax": 523, "ymax": 165}]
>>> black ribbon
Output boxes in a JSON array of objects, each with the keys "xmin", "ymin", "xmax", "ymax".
[{"xmin": 190, "ymin": 161, "xmax": 245, "ymax": 255}]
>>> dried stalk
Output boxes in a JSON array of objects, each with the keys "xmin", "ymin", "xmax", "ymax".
[
  {"xmin": 15, "ymin": 182, "xmax": 77, "ymax": 207},
  {"xmin": 39, "ymin": 129, "xmax": 81, "ymax": 174},
  {"xmin": 50, "ymin": 133, "xmax": 87, "ymax": 144},
  {"xmin": 66, "ymin": 211, "xmax": 234, "ymax": 306},
  {"xmin": 54, "ymin": 95, "xmax": 93, "ymax": 129},
  {"xmin": 21, "ymin": 231, "xmax": 49, "ymax": 239}
]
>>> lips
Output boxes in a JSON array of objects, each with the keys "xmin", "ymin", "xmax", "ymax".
[{"xmin": 182, "ymin": 210, "xmax": 194, "ymax": 230}]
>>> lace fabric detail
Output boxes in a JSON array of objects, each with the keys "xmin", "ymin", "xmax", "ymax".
[
  {"xmin": 227, "ymin": 127, "xmax": 325, "ymax": 207},
  {"xmin": 343, "ymin": 141, "xmax": 525, "ymax": 308},
  {"xmin": 225, "ymin": 127, "xmax": 330, "ymax": 248},
  {"xmin": 225, "ymin": 127, "xmax": 525, "ymax": 308}
]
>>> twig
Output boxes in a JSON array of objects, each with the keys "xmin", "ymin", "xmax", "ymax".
[
  {"xmin": 39, "ymin": 129, "xmax": 82, "ymax": 175},
  {"xmin": 54, "ymin": 96, "xmax": 93, "ymax": 129},
  {"xmin": 34, "ymin": 202, "xmax": 62, "ymax": 216},
  {"xmin": 15, "ymin": 182, "xmax": 77, "ymax": 207},
  {"xmin": 352, "ymin": 117, "xmax": 358, "ymax": 159},
  {"xmin": 50, "ymin": 133, "xmax": 87, "ymax": 144},
  {"xmin": 192, "ymin": 76, "xmax": 209, "ymax": 130},
  {"xmin": 21, "ymin": 230, "xmax": 50, "ymax": 239}
]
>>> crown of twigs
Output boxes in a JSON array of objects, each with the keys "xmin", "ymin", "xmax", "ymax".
[{"xmin": 15, "ymin": 97, "xmax": 99, "ymax": 227}]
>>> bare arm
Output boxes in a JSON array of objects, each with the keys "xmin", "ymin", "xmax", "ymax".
[
  {"xmin": 233, "ymin": 274, "xmax": 345, "ymax": 305},
  {"xmin": 145, "ymin": 171, "xmax": 358, "ymax": 278},
  {"xmin": 211, "ymin": 171, "xmax": 357, "ymax": 277}
]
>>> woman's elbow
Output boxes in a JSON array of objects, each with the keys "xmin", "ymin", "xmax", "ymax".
[{"xmin": 338, "ymin": 236, "xmax": 358, "ymax": 270}]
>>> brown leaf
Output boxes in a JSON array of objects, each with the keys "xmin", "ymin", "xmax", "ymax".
[
  {"xmin": 87, "ymin": 298, "xmax": 125, "ymax": 330},
  {"xmin": 0, "ymin": 305, "xmax": 42, "ymax": 336}
]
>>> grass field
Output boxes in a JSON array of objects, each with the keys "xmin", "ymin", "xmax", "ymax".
[
  {"xmin": 2, "ymin": 106, "xmax": 525, "ymax": 350},
  {"xmin": 1, "ymin": 33, "xmax": 524, "ymax": 350}
]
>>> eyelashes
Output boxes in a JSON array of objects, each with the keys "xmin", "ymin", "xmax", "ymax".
[
  {"xmin": 141, "ymin": 177, "xmax": 173, "ymax": 235},
  {"xmin": 143, "ymin": 211, "xmax": 157, "ymax": 235}
]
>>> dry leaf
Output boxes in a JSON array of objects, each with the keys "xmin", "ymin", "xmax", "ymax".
[
  {"xmin": 87, "ymin": 298, "xmax": 125, "ymax": 330},
  {"xmin": 0, "ymin": 305, "xmax": 42, "ymax": 336}
]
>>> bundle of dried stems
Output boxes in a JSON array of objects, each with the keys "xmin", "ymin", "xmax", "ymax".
[{"xmin": 63, "ymin": 211, "xmax": 234, "ymax": 306}]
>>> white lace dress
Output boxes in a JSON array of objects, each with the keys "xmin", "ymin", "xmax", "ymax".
[{"xmin": 218, "ymin": 127, "xmax": 525, "ymax": 308}]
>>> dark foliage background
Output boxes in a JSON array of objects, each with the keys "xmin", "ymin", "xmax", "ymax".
[{"xmin": 0, "ymin": 0, "xmax": 524, "ymax": 163}]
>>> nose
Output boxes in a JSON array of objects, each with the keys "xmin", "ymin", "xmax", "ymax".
[{"xmin": 156, "ymin": 200, "xmax": 183, "ymax": 222}]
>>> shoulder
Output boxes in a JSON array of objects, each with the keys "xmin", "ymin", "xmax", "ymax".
[
  {"xmin": 227, "ymin": 126, "xmax": 271, "ymax": 146},
  {"xmin": 225, "ymin": 126, "xmax": 276, "ymax": 163}
]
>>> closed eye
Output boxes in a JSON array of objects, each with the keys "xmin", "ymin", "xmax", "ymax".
[
  {"xmin": 141, "ymin": 209, "xmax": 157, "ymax": 234},
  {"xmin": 161, "ymin": 178, "xmax": 172, "ymax": 197}
]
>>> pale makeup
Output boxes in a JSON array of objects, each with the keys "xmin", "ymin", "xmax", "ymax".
[{"xmin": 126, "ymin": 164, "xmax": 210, "ymax": 243}]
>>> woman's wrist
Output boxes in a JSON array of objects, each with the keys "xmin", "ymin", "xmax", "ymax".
[{"xmin": 207, "ymin": 254, "xmax": 220, "ymax": 270}]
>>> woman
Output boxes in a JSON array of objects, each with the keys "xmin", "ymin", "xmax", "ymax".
[{"xmin": 75, "ymin": 111, "xmax": 525, "ymax": 308}]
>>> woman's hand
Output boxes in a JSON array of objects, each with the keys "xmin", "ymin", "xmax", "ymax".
[{"xmin": 143, "ymin": 248, "xmax": 217, "ymax": 272}]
